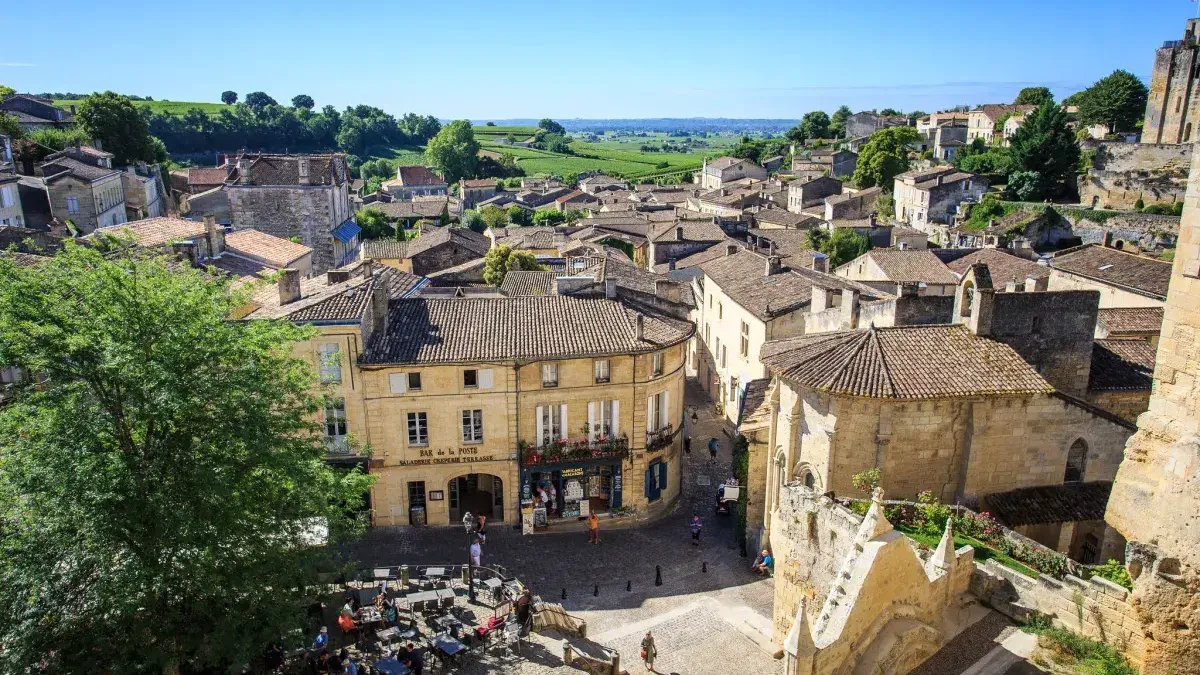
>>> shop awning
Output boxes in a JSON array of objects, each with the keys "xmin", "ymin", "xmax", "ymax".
[{"xmin": 333, "ymin": 220, "xmax": 361, "ymax": 243}]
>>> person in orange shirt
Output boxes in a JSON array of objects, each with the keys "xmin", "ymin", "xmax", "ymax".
[{"xmin": 588, "ymin": 511, "xmax": 600, "ymax": 544}]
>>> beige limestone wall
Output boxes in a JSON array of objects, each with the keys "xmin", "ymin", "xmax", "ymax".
[
  {"xmin": 1047, "ymin": 269, "xmax": 1165, "ymax": 309},
  {"xmin": 1086, "ymin": 390, "xmax": 1151, "ymax": 426}
]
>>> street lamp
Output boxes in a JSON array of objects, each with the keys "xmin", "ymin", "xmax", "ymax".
[{"xmin": 463, "ymin": 511, "xmax": 477, "ymax": 603}]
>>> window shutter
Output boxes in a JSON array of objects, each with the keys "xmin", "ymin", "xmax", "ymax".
[
  {"xmin": 663, "ymin": 390, "xmax": 670, "ymax": 430},
  {"xmin": 535, "ymin": 405, "xmax": 545, "ymax": 445},
  {"xmin": 587, "ymin": 402, "xmax": 596, "ymax": 441},
  {"xmin": 644, "ymin": 467, "xmax": 653, "ymax": 499},
  {"xmin": 612, "ymin": 399, "xmax": 620, "ymax": 437},
  {"xmin": 559, "ymin": 403, "xmax": 568, "ymax": 440},
  {"xmin": 479, "ymin": 368, "xmax": 493, "ymax": 389},
  {"xmin": 659, "ymin": 462, "xmax": 668, "ymax": 493},
  {"xmin": 647, "ymin": 396, "xmax": 656, "ymax": 433},
  {"xmin": 389, "ymin": 373, "xmax": 407, "ymax": 393}
]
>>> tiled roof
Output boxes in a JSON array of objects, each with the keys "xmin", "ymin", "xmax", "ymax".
[
  {"xmin": 424, "ymin": 256, "xmax": 488, "ymax": 284},
  {"xmin": 944, "ymin": 249, "xmax": 1049, "ymax": 285},
  {"xmin": 1096, "ymin": 307, "xmax": 1164, "ymax": 336},
  {"xmin": 462, "ymin": 179, "xmax": 497, "ymax": 188},
  {"xmin": 206, "ymin": 254, "xmax": 278, "ymax": 288},
  {"xmin": 653, "ymin": 240, "xmax": 744, "ymax": 273},
  {"xmin": 500, "ymin": 270, "xmax": 556, "ymax": 296},
  {"xmin": 189, "ymin": 167, "xmax": 229, "ymax": 186},
  {"xmin": 973, "ymin": 104, "xmax": 1037, "ymax": 122},
  {"xmin": 0, "ymin": 251, "xmax": 51, "ymax": 268},
  {"xmin": 825, "ymin": 186, "xmax": 882, "ymax": 205},
  {"xmin": 365, "ymin": 199, "xmax": 448, "ymax": 220},
  {"xmin": 1050, "ymin": 244, "xmax": 1171, "ymax": 299},
  {"xmin": 44, "ymin": 145, "xmax": 113, "ymax": 161},
  {"xmin": 224, "ymin": 229, "xmax": 312, "ymax": 268},
  {"xmin": 395, "ymin": 166, "xmax": 445, "ymax": 186},
  {"xmin": 227, "ymin": 153, "xmax": 347, "ymax": 187},
  {"xmin": 91, "ymin": 217, "xmax": 206, "ymax": 248},
  {"xmin": 405, "ymin": 226, "xmax": 490, "ymax": 258},
  {"xmin": 760, "ymin": 325, "xmax": 1053, "ymax": 400},
  {"xmin": 243, "ymin": 263, "xmax": 422, "ymax": 322},
  {"xmin": 1089, "ymin": 339, "xmax": 1155, "ymax": 392},
  {"xmin": 708, "ymin": 157, "xmax": 740, "ymax": 170},
  {"xmin": 362, "ymin": 239, "xmax": 408, "ymax": 260},
  {"xmin": 701, "ymin": 248, "xmax": 884, "ymax": 321},
  {"xmin": 361, "ymin": 296, "xmax": 694, "ymax": 364},
  {"xmin": 41, "ymin": 156, "xmax": 119, "ymax": 183},
  {"xmin": 754, "ymin": 209, "xmax": 816, "ymax": 228},
  {"xmin": 649, "ymin": 219, "xmax": 726, "ymax": 243},
  {"xmin": 739, "ymin": 378, "xmax": 773, "ymax": 429},
  {"xmin": 984, "ymin": 481, "xmax": 1112, "ymax": 527},
  {"xmin": 0, "ymin": 225, "xmax": 64, "ymax": 254},
  {"xmin": 850, "ymin": 250, "xmax": 959, "ymax": 285}
]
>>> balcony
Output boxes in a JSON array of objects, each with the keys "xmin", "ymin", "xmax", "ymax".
[
  {"xmin": 646, "ymin": 423, "xmax": 676, "ymax": 453},
  {"xmin": 324, "ymin": 437, "xmax": 366, "ymax": 459},
  {"xmin": 520, "ymin": 435, "xmax": 630, "ymax": 466}
]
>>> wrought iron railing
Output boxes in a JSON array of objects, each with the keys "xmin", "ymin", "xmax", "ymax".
[
  {"xmin": 645, "ymin": 423, "xmax": 676, "ymax": 453},
  {"xmin": 519, "ymin": 435, "xmax": 630, "ymax": 466}
]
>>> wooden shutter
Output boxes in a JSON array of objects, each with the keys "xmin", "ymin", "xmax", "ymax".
[
  {"xmin": 587, "ymin": 402, "xmax": 596, "ymax": 441},
  {"xmin": 559, "ymin": 404, "xmax": 568, "ymax": 440},
  {"xmin": 535, "ymin": 405, "xmax": 545, "ymax": 446},
  {"xmin": 479, "ymin": 369, "xmax": 493, "ymax": 389},
  {"xmin": 612, "ymin": 399, "xmax": 620, "ymax": 437},
  {"xmin": 663, "ymin": 390, "xmax": 670, "ymax": 431},
  {"xmin": 389, "ymin": 373, "xmax": 407, "ymax": 394},
  {"xmin": 658, "ymin": 462, "xmax": 668, "ymax": 493},
  {"xmin": 644, "ymin": 467, "xmax": 653, "ymax": 499},
  {"xmin": 647, "ymin": 396, "xmax": 656, "ymax": 434}
]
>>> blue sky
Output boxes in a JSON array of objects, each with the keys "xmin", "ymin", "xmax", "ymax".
[{"xmin": 1, "ymin": 1, "xmax": 1194, "ymax": 119}]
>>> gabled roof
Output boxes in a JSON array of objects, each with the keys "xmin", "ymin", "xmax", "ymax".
[
  {"xmin": 754, "ymin": 209, "xmax": 818, "ymax": 228},
  {"xmin": 648, "ymin": 219, "xmax": 726, "ymax": 243},
  {"xmin": 405, "ymin": 226, "xmax": 489, "ymax": 258},
  {"xmin": 1050, "ymin": 244, "xmax": 1171, "ymax": 299},
  {"xmin": 365, "ymin": 199, "xmax": 448, "ymax": 220},
  {"xmin": 985, "ymin": 481, "xmax": 1112, "ymax": 527},
  {"xmin": 944, "ymin": 249, "xmax": 1050, "ymax": 285},
  {"xmin": 708, "ymin": 157, "xmax": 741, "ymax": 170},
  {"xmin": 361, "ymin": 295, "xmax": 694, "ymax": 364},
  {"xmin": 461, "ymin": 178, "xmax": 497, "ymax": 188},
  {"xmin": 760, "ymin": 324, "xmax": 1053, "ymax": 400},
  {"xmin": 91, "ymin": 217, "xmax": 206, "ymax": 248},
  {"xmin": 394, "ymin": 166, "xmax": 446, "ymax": 186},
  {"xmin": 41, "ymin": 156, "xmax": 119, "ymax": 183},
  {"xmin": 844, "ymin": 250, "xmax": 959, "ymax": 285},
  {"xmin": 188, "ymin": 167, "xmax": 230, "ymax": 186},
  {"xmin": 362, "ymin": 239, "xmax": 408, "ymax": 260},
  {"xmin": 243, "ymin": 263, "xmax": 422, "ymax": 322},
  {"xmin": 1089, "ymin": 339, "xmax": 1155, "ymax": 392},
  {"xmin": 224, "ymin": 229, "xmax": 312, "ymax": 268},
  {"xmin": 500, "ymin": 270, "xmax": 555, "ymax": 296},
  {"xmin": 1096, "ymin": 306, "xmax": 1164, "ymax": 336},
  {"xmin": 971, "ymin": 104, "xmax": 1037, "ymax": 122},
  {"xmin": 226, "ymin": 153, "xmax": 347, "ymax": 187}
]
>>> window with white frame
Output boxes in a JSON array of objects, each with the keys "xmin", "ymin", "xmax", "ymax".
[
  {"xmin": 65, "ymin": 195, "xmax": 80, "ymax": 214},
  {"xmin": 407, "ymin": 411, "xmax": 428, "ymax": 446},
  {"xmin": 647, "ymin": 390, "xmax": 669, "ymax": 433},
  {"xmin": 651, "ymin": 352, "xmax": 664, "ymax": 377},
  {"xmin": 589, "ymin": 399, "xmax": 618, "ymax": 439},
  {"xmin": 317, "ymin": 343, "xmax": 342, "ymax": 384},
  {"xmin": 536, "ymin": 404, "xmax": 564, "ymax": 446},
  {"xmin": 542, "ymin": 363, "xmax": 558, "ymax": 387},
  {"xmin": 462, "ymin": 409, "xmax": 483, "ymax": 443},
  {"xmin": 594, "ymin": 359, "xmax": 610, "ymax": 383},
  {"xmin": 739, "ymin": 321, "xmax": 749, "ymax": 358},
  {"xmin": 323, "ymin": 397, "xmax": 347, "ymax": 446}
]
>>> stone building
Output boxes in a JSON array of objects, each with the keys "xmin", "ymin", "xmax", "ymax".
[
  {"xmin": 1079, "ymin": 142, "xmax": 1191, "ymax": 211},
  {"xmin": 578, "ymin": 174, "xmax": 629, "ymax": 195},
  {"xmin": 1143, "ymin": 18, "xmax": 1200, "ymax": 145},
  {"xmin": 943, "ymin": 248, "xmax": 1050, "ymax": 290},
  {"xmin": 966, "ymin": 104, "xmax": 1035, "ymax": 145},
  {"xmin": 382, "ymin": 166, "xmax": 448, "ymax": 199},
  {"xmin": 786, "ymin": 176, "xmax": 842, "ymax": 213},
  {"xmin": 224, "ymin": 153, "xmax": 357, "ymax": 273},
  {"xmin": 0, "ymin": 94, "xmax": 75, "ymax": 132},
  {"xmin": 40, "ymin": 147, "xmax": 126, "ymax": 233},
  {"xmin": 697, "ymin": 157, "xmax": 767, "ymax": 190},
  {"xmin": 844, "ymin": 112, "xmax": 908, "ymax": 140},
  {"xmin": 893, "ymin": 166, "xmax": 987, "ymax": 232},
  {"xmin": 823, "ymin": 187, "xmax": 882, "ymax": 221},
  {"xmin": 120, "ymin": 163, "xmax": 167, "ymax": 221},
  {"xmin": 458, "ymin": 179, "xmax": 496, "ymax": 209},
  {"xmin": 1105, "ymin": 137, "xmax": 1200, "ymax": 674},
  {"xmin": 646, "ymin": 219, "xmax": 726, "ymax": 271},
  {"xmin": 0, "ymin": 172, "xmax": 23, "ymax": 227},
  {"xmin": 790, "ymin": 148, "xmax": 857, "ymax": 181},
  {"xmin": 834, "ymin": 249, "xmax": 959, "ymax": 296},
  {"xmin": 1048, "ymin": 243, "xmax": 1171, "ymax": 309}
]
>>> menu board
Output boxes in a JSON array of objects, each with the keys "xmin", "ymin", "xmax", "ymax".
[
  {"xmin": 533, "ymin": 505, "xmax": 548, "ymax": 527},
  {"xmin": 564, "ymin": 479, "xmax": 584, "ymax": 502},
  {"xmin": 579, "ymin": 500, "xmax": 590, "ymax": 517}
]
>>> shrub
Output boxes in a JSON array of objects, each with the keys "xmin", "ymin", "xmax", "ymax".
[
  {"xmin": 851, "ymin": 468, "xmax": 881, "ymax": 495},
  {"xmin": 1089, "ymin": 559, "xmax": 1134, "ymax": 590},
  {"xmin": 1133, "ymin": 197, "xmax": 1145, "ymax": 211}
]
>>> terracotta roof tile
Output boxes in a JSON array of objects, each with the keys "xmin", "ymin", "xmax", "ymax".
[
  {"xmin": 362, "ymin": 239, "xmax": 408, "ymax": 260},
  {"xmin": 702, "ymin": 249, "xmax": 885, "ymax": 321},
  {"xmin": 395, "ymin": 166, "xmax": 445, "ymax": 186},
  {"xmin": 985, "ymin": 481, "xmax": 1112, "ymax": 527},
  {"xmin": 1089, "ymin": 339, "xmax": 1155, "ymax": 392},
  {"xmin": 851, "ymin": 250, "xmax": 959, "ymax": 285},
  {"xmin": 227, "ymin": 153, "xmax": 347, "ymax": 187},
  {"xmin": 244, "ymin": 264, "xmax": 422, "ymax": 322},
  {"xmin": 1050, "ymin": 244, "xmax": 1171, "ymax": 299},
  {"xmin": 224, "ymin": 229, "xmax": 312, "ymax": 268},
  {"xmin": 1096, "ymin": 307, "xmax": 1164, "ymax": 336},
  {"xmin": 500, "ymin": 270, "xmax": 555, "ymax": 296},
  {"xmin": 945, "ymin": 249, "xmax": 1050, "ymax": 285},
  {"xmin": 91, "ymin": 217, "xmax": 206, "ymax": 248}
]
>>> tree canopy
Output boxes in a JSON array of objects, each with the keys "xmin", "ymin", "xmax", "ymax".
[
  {"xmin": 356, "ymin": 206, "xmax": 392, "ymax": 238},
  {"xmin": 76, "ymin": 91, "xmax": 157, "ymax": 165},
  {"xmin": 0, "ymin": 83, "xmax": 15, "ymax": 98},
  {"xmin": 800, "ymin": 111, "xmax": 831, "ymax": 141},
  {"xmin": 220, "ymin": 90, "xmax": 238, "ymax": 105},
  {"xmin": 483, "ymin": 244, "xmax": 545, "ymax": 285},
  {"xmin": 1014, "ymin": 87, "xmax": 1054, "ymax": 107},
  {"xmin": 851, "ymin": 126, "xmax": 921, "ymax": 189},
  {"xmin": 0, "ymin": 112, "xmax": 22, "ymax": 140},
  {"xmin": 425, "ymin": 120, "xmax": 480, "ymax": 184},
  {"xmin": 1007, "ymin": 100, "xmax": 1081, "ymax": 200},
  {"xmin": 538, "ymin": 118, "xmax": 566, "ymax": 135},
  {"xmin": 806, "ymin": 227, "xmax": 871, "ymax": 268},
  {"xmin": 1073, "ymin": 70, "xmax": 1149, "ymax": 133},
  {"xmin": 291, "ymin": 94, "xmax": 315, "ymax": 110},
  {"xmin": 0, "ymin": 243, "xmax": 372, "ymax": 674},
  {"xmin": 244, "ymin": 91, "xmax": 278, "ymax": 110},
  {"xmin": 830, "ymin": 106, "xmax": 852, "ymax": 138}
]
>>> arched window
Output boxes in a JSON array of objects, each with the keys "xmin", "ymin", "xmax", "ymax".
[
  {"xmin": 804, "ymin": 472, "xmax": 816, "ymax": 489},
  {"xmin": 960, "ymin": 281, "xmax": 975, "ymax": 318},
  {"xmin": 1065, "ymin": 439, "xmax": 1087, "ymax": 483}
]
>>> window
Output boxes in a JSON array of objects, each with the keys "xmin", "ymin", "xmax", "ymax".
[
  {"xmin": 720, "ymin": 345, "xmax": 727, "ymax": 368},
  {"xmin": 464, "ymin": 369, "xmax": 478, "ymax": 388},
  {"xmin": 542, "ymin": 363, "xmax": 558, "ymax": 388},
  {"xmin": 462, "ymin": 409, "xmax": 484, "ymax": 443},
  {"xmin": 65, "ymin": 195, "xmax": 80, "ymax": 214},
  {"xmin": 708, "ymin": 294, "xmax": 712, "ymax": 309},
  {"xmin": 1065, "ymin": 439, "xmax": 1087, "ymax": 483},
  {"xmin": 389, "ymin": 371, "xmax": 422, "ymax": 393},
  {"xmin": 739, "ymin": 321, "xmax": 749, "ymax": 358},
  {"xmin": 718, "ymin": 302, "xmax": 723, "ymax": 319},
  {"xmin": 594, "ymin": 359, "xmax": 611, "ymax": 383},
  {"xmin": 651, "ymin": 352, "xmax": 664, "ymax": 377},
  {"xmin": 323, "ymin": 397, "xmax": 347, "ymax": 447},
  {"xmin": 408, "ymin": 372, "xmax": 422, "ymax": 391},
  {"xmin": 0, "ymin": 186, "xmax": 12, "ymax": 208},
  {"xmin": 730, "ymin": 376, "xmax": 738, "ymax": 403},
  {"xmin": 705, "ymin": 324, "xmax": 711, "ymax": 344},
  {"xmin": 408, "ymin": 481, "xmax": 426, "ymax": 506},
  {"xmin": 317, "ymin": 343, "xmax": 342, "ymax": 384},
  {"xmin": 647, "ymin": 390, "xmax": 668, "ymax": 433},
  {"xmin": 407, "ymin": 411, "xmax": 428, "ymax": 446},
  {"xmin": 590, "ymin": 399, "xmax": 618, "ymax": 438},
  {"xmin": 537, "ymin": 404, "xmax": 564, "ymax": 446}
]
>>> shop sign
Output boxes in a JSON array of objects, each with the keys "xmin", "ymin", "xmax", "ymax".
[
  {"xmin": 393, "ymin": 447, "xmax": 499, "ymax": 466},
  {"xmin": 428, "ymin": 490, "xmax": 445, "ymax": 501},
  {"xmin": 561, "ymin": 467, "xmax": 584, "ymax": 478}
]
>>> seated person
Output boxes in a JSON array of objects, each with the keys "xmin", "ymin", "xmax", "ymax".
[
  {"xmin": 404, "ymin": 644, "xmax": 424, "ymax": 675},
  {"xmin": 752, "ymin": 549, "xmax": 773, "ymax": 575}
]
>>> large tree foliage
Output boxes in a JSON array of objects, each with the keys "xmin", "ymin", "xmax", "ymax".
[
  {"xmin": 953, "ymin": 138, "xmax": 1014, "ymax": 178},
  {"xmin": 800, "ymin": 111, "xmax": 831, "ymax": 141},
  {"xmin": 1014, "ymin": 87, "xmax": 1054, "ymax": 107},
  {"xmin": 482, "ymin": 244, "xmax": 545, "ymax": 285},
  {"xmin": 852, "ymin": 126, "xmax": 921, "ymax": 188},
  {"xmin": 1073, "ymin": 70, "xmax": 1148, "ymax": 133},
  {"xmin": 220, "ymin": 90, "xmax": 238, "ymax": 105},
  {"xmin": 244, "ymin": 91, "xmax": 278, "ymax": 110},
  {"xmin": 0, "ymin": 112, "xmax": 22, "ymax": 140},
  {"xmin": 425, "ymin": 120, "xmax": 480, "ymax": 183},
  {"xmin": 538, "ymin": 118, "xmax": 565, "ymax": 135},
  {"xmin": 76, "ymin": 91, "xmax": 157, "ymax": 165},
  {"xmin": 0, "ymin": 83, "xmax": 15, "ymax": 98},
  {"xmin": 805, "ymin": 227, "xmax": 871, "ymax": 268},
  {"xmin": 0, "ymin": 244, "xmax": 372, "ymax": 674},
  {"xmin": 1007, "ymin": 101, "xmax": 1081, "ymax": 200},
  {"xmin": 830, "ymin": 105, "xmax": 852, "ymax": 138},
  {"xmin": 291, "ymin": 94, "xmax": 315, "ymax": 110},
  {"xmin": 356, "ymin": 206, "xmax": 393, "ymax": 238}
]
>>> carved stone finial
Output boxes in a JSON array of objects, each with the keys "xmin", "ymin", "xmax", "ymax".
[{"xmin": 871, "ymin": 486, "xmax": 885, "ymax": 505}]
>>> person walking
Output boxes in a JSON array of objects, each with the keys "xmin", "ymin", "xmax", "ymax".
[
  {"xmin": 587, "ymin": 511, "xmax": 600, "ymax": 544},
  {"xmin": 641, "ymin": 631, "xmax": 657, "ymax": 671},
  {"xmin": 707, "ymin": 436, "xmax": 719, "ymax": 459},
  {"xmin": 689, "ymin": 513, "xmax": 703, "ymax": 546},
  {"xmin": 469, "ymin": 537, "xmax": 482, "ymax": 567},
  {"xmin": 684, "ymin": 435, "xmax": 691, "ymax": 454}
]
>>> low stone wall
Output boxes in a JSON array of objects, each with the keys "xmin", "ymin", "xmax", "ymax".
[
  {"xmin": 993, "ymin": 201, "xmax": 1180, "ymax": 250},
  {"xmin": 970, "ymin": 561, "xmax": 1145, "ymax": 665}
]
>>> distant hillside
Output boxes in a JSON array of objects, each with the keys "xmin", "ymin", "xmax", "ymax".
[
  {"xmin": 473, "ymin": 118, "xmax": 800, "ymax": 134},
  {"xmin": 52, "ymin": 99, "xmax": 227, "ymax": 117}
]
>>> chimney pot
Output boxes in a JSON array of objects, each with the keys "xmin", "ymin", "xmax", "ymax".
[
  {"xmin": 726, "ymin": 244, "xmax": 739, "ymax": 256},
  {"xmin": 634, "ymin": 313, "xmax": 644, "ymax": 341},
  {"xmin": 327, "ymin": 270, "xmax": 351, "ymax": 284},
  {"xmin": 765, "ymin": 255, "xmax": 782, "ymax": 276},
  {"xmin": 676, "ymin": 225, "xmax": 685, "ymax": 240},
  {"xmin": 1025, "ymin": 274, "xmax": 1047, "ymax": 292},
  {"xmin": 668, "ymin": 258, "xmax": 677, "ymax": 271},
  {"xmin": 605, "ymin": 277, "xmax": 618, "ymax": 299},
  {"xmin": 203, "ymin": 215, "xmax": 224, "ymax": 256},
  {"xmin": 869, "ymin": 213, "xmax": 877, "ymax": 227},
  {"xmin": 278, "ymin": 269, "xmax": 302, "ymax": 305},
  {"xmin": 840, "ymin": 288, "xmax": 860, "ymax": 329}
]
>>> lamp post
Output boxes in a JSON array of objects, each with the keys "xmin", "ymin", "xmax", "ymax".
[{"xmin": 463, "ymin": 511, "xmax": 477, "ymax": 603}]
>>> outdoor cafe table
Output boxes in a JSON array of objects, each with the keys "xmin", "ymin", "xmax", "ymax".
[
  {"xmin": 374, "ymin": 657, "xmax": 410, "ymax": 675},
  {"xmin": 357, "ymin": 607, "xmax": 383, "ymax": 628},
  {"xmin": 431, "ymin": 614, "xmax": 462, "ymax": 638},
  {"xmin": 435, "ymin": 589, "xmax": 456, "ymax": 603},
  {"xmin": 425, "ymin": 567, "xmax": 446, "ymax": 578},
  {"xmin": 480, "ymin": 578, "xmax": 503, "ymax": 590},
  {"xmin": 406, "ymin": 590, "xmax": 440, "ymax": 605},
  {"xmin": 432, "ymin": 636, "xmax": 468, "ymax": 669}
]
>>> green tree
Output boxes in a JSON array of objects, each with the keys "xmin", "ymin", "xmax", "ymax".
[
  {"xmin": 507, "ymin": 205, "xmax": 532, "ymax": 226},
  {"xmin": 879, "ymin": 108, "xmax": 902, "ymax": 117},
  {"xmin": 824, "ymin": 228, "xmax": 871, "ymax": 267},
  {"xmin": 1014, "ymin": 87, "xmax": 1054, "ymax": 107},
  {"xmin": 0, "ymin": 243, "xmax": 372, "ymax": 674},
  {"xmin": 538, "ymin": 118, "xmax": 565, "ymax": 135},
  {"xmin": 425, "ymin": 120, "xmax": 480, "ymax": 184},
  {"xmin": 852, "ymin": 126, "xmax": 921, "ymax": 189},
  {"xmin": 0, "ymin": 84, "xmax": 15, "ymax": 98},
  {"xmin": 244, "ymin": 91, "xmax": 278, "ymax": 111},
  {"xmin": 479, "ymin": 204, "xmax": 509, "ymax": 229},
  {"xmin": 830, "ymin": 105, "xmax": 852, "ymax": 138},
  {"xmin": 483, "ymin": 244, "xmax": 545, "ymax": 286},
  {"xmin": 462, "ymin": 209, "xmax": 485, "ymax": 233},
  {"xmin": 291, "ymin": 94, "xmax": 315, "ymax": 110},
  {"xmin": 0, "ymin": 111, "xmax": 22, "ymax": 140},
  {"xmin": 534, "ymin": 132, "xmax": 571, "ymax": 154},
  {"xmin": 76, "ymin": 91, "xmax": 156, "ymax": 165},
  {"xmin": 356, "ymin": 207, "xmax": 392, "ymax": 238},
  {"xmin": 800, "ymin": 111, "xmax": 831, "ymax": 141},
  {"xmin": 532, "ymin": 209, "xmax": 567, "ymax": 226},
  {"xmin": 784, "ymin": 124, "xmax": 805, "ymax": 145},
  {"xmin": 1008, "ymin": 101, "xmax": 1080, "ymax": 200},
  {"xmin": 220, "ymin": 90, "xmax": 238, "ymax": 105},
  {"xmin": 1073, "ymin": 70, "xmax": 1148, "ymax": 134},
  {"xmin": 1006, "ymin": 170, "xmax": 1042, "ymax": 201}
]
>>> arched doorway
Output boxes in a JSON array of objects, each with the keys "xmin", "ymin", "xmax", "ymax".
[{"xmin": 448, "ymin": 473, "xmax": 504, "ymax": 524}]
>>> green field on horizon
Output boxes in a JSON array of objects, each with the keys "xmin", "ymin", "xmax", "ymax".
[{"xmin": 53, "ymin": 99, "xmax": 227, "ymax": 117}]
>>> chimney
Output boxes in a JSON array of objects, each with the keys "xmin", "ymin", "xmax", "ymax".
[
  {"xmin": 74, "ymin": 139, "xmax": 81, "ymax": 151},
  {"xmin": 237, "ymin": 159, "xmax": 251, "ymax": 185},
  {"xmin": 655, "ymin": 279, "xmax": 682, "ymax": 303},
  {"xmin": 898, "ymin": 241, "xmax": 907, "ymax": 250},
  {"xmin": 987, "ymin": 218, "xmax": 995, "ymax": 230},
  {"xmin": 327, "ymin": 270, "xmax": 351, "ymax": 284},
  {"xmin": 171, "ymin": 241, "xmax": 197, "ymax": 266},
  {"xmin": 635, "ymin": 313, "xmax": 644, "ymax": 341},
  {"xmin": 676, "ymin": 225, "xmax": 685, "ymax": 241},
  {"xmin": 203, "ymin": 215, "xmax": 224, "ymax": 256},
  {"xmin": 811, "ymin": 253, "xmax": 829, "ymax": 274},
  {"xmin": 936, "ymin": 174, "xmax": 944, "ymax": 186},
  {"xmin": 605, "ymin": 277, "xmax": 618, "ymax": 299},
  {"xmin": 811, "ymin": 285, "xmax": 832, "ymax": 312},
  {"xmin": 765, "ymin": 255, "xmax": 782, "ymax": 276},
  {"xmin": 1025, "ymin": 274, "xmax": 1048, "ymax": 292},
  {"xmin": 298, "ymin": 157, "xmax": 311, "ymax": 185},
  {"xmin": 278, "ymin": 269, "xmax": 302, "ymax": 305},
  {"xmin": 769, "ymin": 240, "xmax": 777, "ymax": 256},
  {"xmin": 360, "ymin": 259, "xmax": 375, "ymax": 278},
  {"xmin": 1005, "ymin": 279, "xmax": 1019, "ymax": 293},
  {"xmin": 1103, "ymin": 231, "xmax": 1114, "ymax": 248},
  {"xmin": 726, "ymin": 244, "xmax": 739, "ymax": 256},
  {"xmin": 364, "ymin": 280, "xmax": 389, "ymax": 345},
  {"xmin": 840, "ymin": 288, "xmax": 860, "ymax": 329}
]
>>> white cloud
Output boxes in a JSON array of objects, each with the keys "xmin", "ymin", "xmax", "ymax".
[{"xmin": 0, "ymin": 62, "xmax": 36, "ymax": 67}]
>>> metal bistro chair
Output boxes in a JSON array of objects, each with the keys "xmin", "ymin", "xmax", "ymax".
[{"xmin": 500, "ymin": 620, "xmax": 522, "ymax": 656}]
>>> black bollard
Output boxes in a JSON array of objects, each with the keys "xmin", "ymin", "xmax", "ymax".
[
  {"xmin": 655, "ymin": 565, "xmax": 663, "ymax": 586},
  {"xmin": 562, "ymin": 588, "xmax": 567, "ymax": 600},
  {"xmin": 626, "ymin": 580, "xmax": 632, "ymax": 592},
  {"xmin": 702, "ymin": 561, "xmax": 707, "ymax": 573},
  {"xmin": 593, "ymin": 584, "xmax": 599, "ymax": 597}
]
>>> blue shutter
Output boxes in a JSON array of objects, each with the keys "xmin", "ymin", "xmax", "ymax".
[
  {"xmin": 644, "ymin": 467, "xmax": 653, "ymax": 499},
  {"xmin": 658, "ymin": 462, "xmax": 668, "ymax": 494}
]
